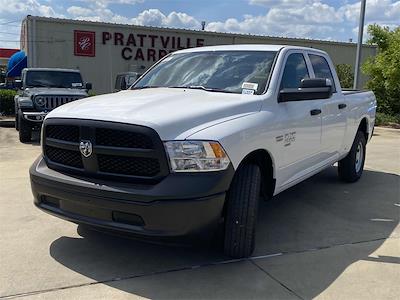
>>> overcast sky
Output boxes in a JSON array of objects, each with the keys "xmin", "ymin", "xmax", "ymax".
[{"xmin": 0, "ymin": 0, "xmax": 399, "ymax": 49}]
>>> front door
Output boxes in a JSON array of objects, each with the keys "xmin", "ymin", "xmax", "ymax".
[{"xmin": 275, "ymin": 51, "xmax": 323, "ymax": 187}]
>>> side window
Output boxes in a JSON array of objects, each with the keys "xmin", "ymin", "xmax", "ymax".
[
  {"xmin": 309, "ymin": 54, "xmax": 336, "ymax": 92},
  {"xmin": 280, "ymin": 53, "xmax": 309, "ymax": 89}
]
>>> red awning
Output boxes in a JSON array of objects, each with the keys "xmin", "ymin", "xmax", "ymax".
[{"xmin": 0, "ymin": 48, "xmax": 19, "ymax": 59}]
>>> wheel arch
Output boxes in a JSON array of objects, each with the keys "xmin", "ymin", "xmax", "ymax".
[
  {"xmin": 236, "ymin": 148, "xmax": 276, "ymax": 199},
  {"xmin": 358, "ymin": 117, "xmax": 369, "ymax": 141}
]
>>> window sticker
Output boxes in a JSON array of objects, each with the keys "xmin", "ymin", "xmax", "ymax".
[
  {"xmin": 242, "ymin": 82, "xmax": 258, "ymax": 90},
  {"xmin": 72, "ymin": 83, "xmax": 83, "ymax": 87},
  {"xmin": 242, "ymin": 88, "xmax": 255, "ymax": 95}
]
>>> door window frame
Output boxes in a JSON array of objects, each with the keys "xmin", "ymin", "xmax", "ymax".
[{"xmin": 276, "ymin": 50, "xmax": 313, "ymax": 99}]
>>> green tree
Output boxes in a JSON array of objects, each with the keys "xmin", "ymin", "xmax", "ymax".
[
  {"xmin": 362, "ymin": 24, "xmax": 400, "ymax": 116},
  {"xmin": 336, "ymin": 64, "xmax": 354, "ymax": 88}
]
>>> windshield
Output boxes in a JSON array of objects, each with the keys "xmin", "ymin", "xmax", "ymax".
[
  {"xmin": 25, "ymin": 71, "xmax": 83, "ymax": 88},
  {"xmin": 133, "ymin": 51, "xmax": 277, "ymax": 95}
]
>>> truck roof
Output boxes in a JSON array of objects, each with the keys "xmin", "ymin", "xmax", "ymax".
[
  {"xmin": 176, "ymin": 44, "xmax": 327, "ymax": 55},
  {"xmin": 24, "ymin": 68, "xmax": 81, "ymax": 73}
]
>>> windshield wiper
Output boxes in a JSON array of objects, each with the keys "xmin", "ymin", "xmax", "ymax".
[
  {"xmin": 28, "ymin": 83, "xmax": 49, "ymax": 88},
  {"xmin": 131, "ymin": 85, "xmax": 161, "ymax": 90},
  {"xmin": 169, "ymin": 85, "xmax": 235, "ymax": 94}
]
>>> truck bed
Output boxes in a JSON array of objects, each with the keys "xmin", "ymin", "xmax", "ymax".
[{"xmin": 342, "ymin": 89, "xmax": 369, "ymax": 95}]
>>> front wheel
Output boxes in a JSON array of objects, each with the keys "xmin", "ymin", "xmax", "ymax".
[
  {"xmin": 223, "ymin": 164, "xmax": 261, "ymax": 258},
  {"xmin": 18, "ymin": 112, "xmax": 32, "ymax": 143},
  {"xmin": 15, "ymin": 110, "xmax": 19, "ymax": 131},
  {"xmin": 338, "ymin": 131, "xmax": 366, "ymax": 182}
]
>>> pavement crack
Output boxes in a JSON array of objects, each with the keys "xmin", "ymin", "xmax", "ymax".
[
  {"xmin": 1, "ymin": 260, "xmax": 245, "ymax": 299},
  {"xmin": 1, "ymin": 236, "xmax": 396, "ymax": 299},
  {"xmin": 249, "ymin": 259, "xmax": 305, "ymax": 300}
]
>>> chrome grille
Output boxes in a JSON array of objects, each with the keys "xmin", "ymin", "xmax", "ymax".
[{"xmin": 34, "ymin": 95, "xmax": 83, "ymax": 110}]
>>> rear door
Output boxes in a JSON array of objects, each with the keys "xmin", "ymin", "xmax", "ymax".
[{"xmin": 308, "ymin": 53, "xmax": 347, "ymax": 161}]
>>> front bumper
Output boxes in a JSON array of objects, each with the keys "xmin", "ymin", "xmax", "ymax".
[{"xmin": 30, "ymin": 157, "xmax": 234, "ymax": 237}]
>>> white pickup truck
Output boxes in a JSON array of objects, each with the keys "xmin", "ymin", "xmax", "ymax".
[{"xmin": 30, "ymin": 45, "xmax": 376, "ymax": 258}]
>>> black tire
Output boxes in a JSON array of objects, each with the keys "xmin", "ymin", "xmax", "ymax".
[
  {"xmin": 15, "ymin": 108, "xmax": 19, "ymax": 131},
  {"xmin": 338, "ymin": 131, "xmax": 366, "ymax": 182},
  {"xmin": 223, "ymin": 164, "xmax": 261, "ymax": 258},
  {"xmin": 18, "ymin": 112, "xmax": 32, "ymax": 143}
]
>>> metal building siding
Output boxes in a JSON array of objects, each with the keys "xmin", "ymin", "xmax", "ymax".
[{"xmin": 23, "ymin": 16, "xmax": 377, "ymax": 94}]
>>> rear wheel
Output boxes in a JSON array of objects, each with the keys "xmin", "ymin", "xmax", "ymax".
[
  {"xmin": 338, "ymin": 131, "xmax": 366, "ymax": 182},
  {"xmin": 223, "ymin": 164, "xmax": 261, "ymax": 258},
  {"xmin": 18, "ymin": 112, "xmax": 32, "ymax": 143}
]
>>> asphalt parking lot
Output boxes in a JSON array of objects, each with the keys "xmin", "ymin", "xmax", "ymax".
[{"xmin": 0, "ymin": 126, "xmax": 399, "ymax": 300}]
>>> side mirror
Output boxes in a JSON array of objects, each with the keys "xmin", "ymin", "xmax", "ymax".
[
  {"xmin": 279, "ymin": 78, "xmax": 333, "ymax": 102},
  {"xmin": 85, "ymin": 82, "xmax": 92, "ymax": 90},
  {"xmin": 14, "ymin": 80, "xmax": 22, "ymax": 90}
]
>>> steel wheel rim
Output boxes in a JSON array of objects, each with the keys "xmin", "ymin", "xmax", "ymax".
[{"xmin": 355, "ymin": 141, "xmax": 364, "ymax": 173}]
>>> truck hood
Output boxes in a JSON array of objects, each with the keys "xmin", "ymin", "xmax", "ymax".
[
  {"xmin": 24, "ymin": 87, "xmax": 88, "ymax": 97},
  {"xmin": 46, "ymin": 88, "xmax": 262, "ymax": 140}
]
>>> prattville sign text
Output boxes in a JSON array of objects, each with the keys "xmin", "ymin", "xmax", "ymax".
[{"xmin": 102, "ymin": 31, "xmax": 205, "ymax": 61}]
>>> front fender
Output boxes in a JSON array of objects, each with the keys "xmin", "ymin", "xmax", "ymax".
[
  {"xmin": 16, "ymin": 96, "xmax": 34, "ymax": 109},
  {"xmin": 186, "ymin": 111, "xmax": 279, "ymax": 179}
]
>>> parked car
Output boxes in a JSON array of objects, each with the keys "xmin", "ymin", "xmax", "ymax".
[
  {"xmin": 30, "ymin": 45, "xmax": 376, "ymax": 258},
  {"xmin": 0, "ymin": 79, "xmax": 22, "ymax": 90},
  {"xmin": 114, "ymin": 72, "xmax": 142, "ymax": 92},
  {"xmin": 15, "ymin": 68, "xmax": 91, "ymax": 142}
]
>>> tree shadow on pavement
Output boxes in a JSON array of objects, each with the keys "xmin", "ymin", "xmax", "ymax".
[{"xmin": 49, "ymin": 167, "xmax": 399, "ymax": 299}]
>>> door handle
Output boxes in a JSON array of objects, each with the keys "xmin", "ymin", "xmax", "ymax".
[
  {"xmin": 310, "ymin": 109, "xmax": 322, "ymax": 116},
  {"xmin": 338, "ymin": 103, "xmax": 347, "ymax": 109}
]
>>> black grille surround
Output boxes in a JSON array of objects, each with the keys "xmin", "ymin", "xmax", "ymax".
[{"xmin": 43, "ymin": 119, "xmax": 170, "ymax": 183}]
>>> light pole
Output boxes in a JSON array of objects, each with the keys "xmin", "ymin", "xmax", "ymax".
[{"xmin": 353, "ymin": 0, "xmax": 367, "ymax": 90}]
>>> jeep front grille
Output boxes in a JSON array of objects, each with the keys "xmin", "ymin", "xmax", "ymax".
[
  {"xmin": 42, "ymin": 119, "xmax": 169, "ymax": 183},
  {"xmin": 34, "ymin": 95, "xmax": 83, "ymax": 110}
]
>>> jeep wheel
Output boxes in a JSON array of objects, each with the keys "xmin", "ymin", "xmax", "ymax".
[
  {"xmin": 338, "ymin": 131, "xmax": 366, "ymax": 182},
  {"xmin": 223, "ymin": 164, "xmax": 261, "ymax": 258},
  {"xmin": 18, "ymin": 113, "xmax": 32, "ymax": 143},
  {"xmin": 15, "ymin": 111, "xmax": 19, "ymax": 131}
]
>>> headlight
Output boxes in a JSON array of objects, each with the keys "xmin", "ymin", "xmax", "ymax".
[
  {"xmin": 35, "ymin": 96, "xmax": 45, "ymax": 107},
  {"xmin": 164, "ymin": 141, "xmax": 230, "ymax": 172}
]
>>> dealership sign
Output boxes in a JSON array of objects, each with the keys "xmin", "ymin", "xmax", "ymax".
[
  {"xmin": 74, "ymin": 30, "xmax": 96, "ymax": 57},
  {"xmin": 73, "ymin": 30, "xmax": 205, "ymax": 61}
]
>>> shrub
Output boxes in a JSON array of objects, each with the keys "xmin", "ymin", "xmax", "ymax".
[
  {"xmin": 375, "ymin": 112, "xmax": 400, "ymax": 127},
  {"xmin": 336, "ymin": 64, "xmax": 354, "ymax": 89},
  {"xmin": 0, "ymin": 89, "xmax": 16, "ymax": 116},
  {"xmin": 362, "ymin": 25, "xmax": 400, "ymax": 116}
]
